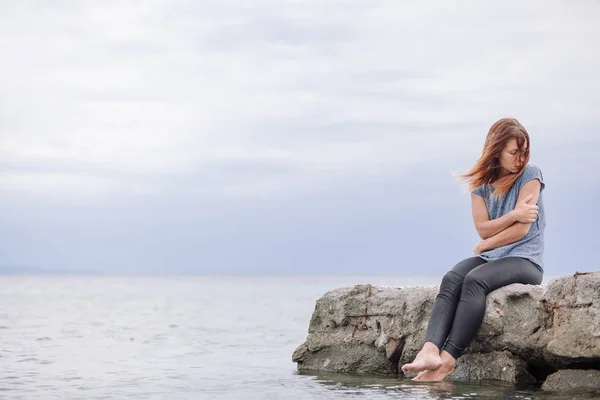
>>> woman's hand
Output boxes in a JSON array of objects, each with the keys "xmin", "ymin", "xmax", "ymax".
[
  {"xmin": 510, "ymin": 194, "xmax": 538, "ymax": 223},
  {"xmin": 473, "ymin": 240, "xmax": 487, "ymax": 255}
]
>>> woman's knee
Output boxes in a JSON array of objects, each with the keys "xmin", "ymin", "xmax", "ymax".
[
  {"xmin": 451, "ymin": 256, "xmax": 487, "ymax": 276},
  {"xmin": 440, "ymin": 270, "xmax": 464, "ymax": 291},
  {"xmin": 462, "ymin": 272, "xmax": 489, "ymax": 295}
]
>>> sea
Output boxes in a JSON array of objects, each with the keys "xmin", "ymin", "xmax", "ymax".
[{"xmin": 0, "ymin": 275, "xmax": 594, "ymax": 399}]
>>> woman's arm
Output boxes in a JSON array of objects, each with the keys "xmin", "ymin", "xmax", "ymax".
[
  {"xmin": 475, "ymin": 179, "xmax": 542, "ymax": 253},
  {"xmin": 476, "ymin": 222, "xmax": 530, "ymax": 253},
  {"xmin": 471, "ymin": 194, "xmax": 516, "ymax": 239},
  {"xmin": 472, "ymin": 181, "xmax": 540, "ymax": 240}
]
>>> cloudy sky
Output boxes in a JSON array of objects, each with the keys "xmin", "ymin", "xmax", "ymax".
[{"xmin": 1, "ymin": 1, "xmax": 598, "ymax": 276}]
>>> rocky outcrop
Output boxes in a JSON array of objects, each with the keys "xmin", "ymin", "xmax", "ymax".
[
  {"xmin": 541, "ymin": 369, "xmax": 600, "ymax": 391},
  {"xmin": 449, "ymin": 351, "xmax": 535, "ymax": 384},
  {"xmin": 293, "ymin": 272, "xmax": 600, "ymax": 388},
  {"xmin": 542, "ymin": 273, "xmax": 600, "ymax": 368}
]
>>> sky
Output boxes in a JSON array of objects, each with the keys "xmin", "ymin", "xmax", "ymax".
[{"xmin": 1, "ymin": 1, "xmax": 599, "ymax": 276}]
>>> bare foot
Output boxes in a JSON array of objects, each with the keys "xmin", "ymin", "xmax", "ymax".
[
  {"xmin": 412, "ymin": 364, "xmax": 454, "ymax": 382},
  {"xmin": 401, "ymin": 342, "xmax": 443, "ymax": 374},
  {"xmin": 412, "ymin": 351, "xmax": 456, "ymax": 382},
  {"xmin": 412, "ymin": 371, "xmax": 425, "ymax": 380}
]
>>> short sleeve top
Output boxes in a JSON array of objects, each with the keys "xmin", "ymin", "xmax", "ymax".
[{"xmin": 472, "ymin": 164, "xmax": 546, "ymax": 270}]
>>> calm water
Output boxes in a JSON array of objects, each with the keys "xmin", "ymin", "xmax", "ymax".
[{"xmin": 0, "ymin": 275, "xmax": 592, "ymax": 399}]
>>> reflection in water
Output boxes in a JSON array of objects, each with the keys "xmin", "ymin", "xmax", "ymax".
[{"xmin": 298, "ymin": 371, "xmax": 600, "ymax": 399}]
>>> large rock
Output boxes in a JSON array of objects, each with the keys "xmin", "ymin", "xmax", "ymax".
[
  {"xmin": 541, "ymin": 369, "xmax": 600, "ymax": 391},
  {"xmin": 293, "ymin": 272, "xmax": 600, "ymax": 385},
  {"xmin": 466, "ymin": 284, "xmax": 550, "ymax": 363},
  {"xmin": 542, "ymin": 273, "xmax": 600, "ymax": 368},
  {"xmin": 449, "ymin": 351, "xmax": 535, "ymax": 385},
  {"xmin": 294, "ymin": 284, "xmax": 438, "ymax": 375}
]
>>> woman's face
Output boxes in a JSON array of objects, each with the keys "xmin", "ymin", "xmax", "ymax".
[{"xmin": 499, "ymin": 138, "xmax": 526, "ymax": 175}]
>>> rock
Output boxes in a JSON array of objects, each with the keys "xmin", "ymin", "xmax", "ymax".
[
  {"xmin": 297, "ymin": 284, "xmax": 438, "ymax": 375},
  {"xmin": 449, "ymin": 351, "xmax": 535, "ymax": 384},
  {"xmin": 291, "ymin": 344, "xmax": 397, "ymax": 374},
  {"xmin": 467, "ymin": 284, "xmax": 550, "ymax": 364},
  {"xmin": 541, "ymin": 369, "xmax": 600, "ymax": 391},
  {"xmin": 293, "ymin": 272, "xmax": 600, "ymax": 384},
  {"xmin": 385, "ymin": 337, "xmax": 403, "ymax": 363},
  {"xmin": 292, "ymin": 343, "xmax": 309, "ymax": 363},
  {"xmin": 542, "ymin": 272, "xmax": 600, "ymax": 368}
]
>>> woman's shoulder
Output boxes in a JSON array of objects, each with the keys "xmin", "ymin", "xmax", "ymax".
[
  {"xmin": 524, "ymin": 163, "xmax": 542, "ymax": 173},
  {"xmin": 518, "ymin": 163, "xmax": 545, "ymax": 189},
  {"xmin": 520, "ymin": 163, "xmax": 543, "ymax": 180}
]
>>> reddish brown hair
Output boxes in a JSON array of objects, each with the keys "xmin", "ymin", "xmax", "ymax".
[{"xmin": 459, "ymin": 118, "xmax": 530, "ymax": 198}]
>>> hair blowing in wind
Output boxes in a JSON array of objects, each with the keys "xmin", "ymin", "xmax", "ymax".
[{"xmin": 459, "ymin": 118, "xmax": 531, "ymax": 198}]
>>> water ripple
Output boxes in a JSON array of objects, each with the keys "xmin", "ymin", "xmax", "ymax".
[{"xmin": 0, "ymin": 276, "xmax": 595, "ymax": 399}]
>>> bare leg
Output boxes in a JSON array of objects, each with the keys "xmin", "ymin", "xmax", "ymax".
[
  {"xmin": 400, "ymin": 342, "xmax": 443, "ymax": 374},
  {"xmin": 412, "ymin": 350, "xmax": 456, "ymax": 382}
]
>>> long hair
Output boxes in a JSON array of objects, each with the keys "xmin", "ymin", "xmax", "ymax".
[{"xmin": 459, "ymin": 118, "xmax": 530, "ymax": 198}]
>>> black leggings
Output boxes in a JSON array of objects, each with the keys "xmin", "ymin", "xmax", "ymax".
[{"xmin": 425, "ymin": 256, "xmax": 543, "ymax": 360}]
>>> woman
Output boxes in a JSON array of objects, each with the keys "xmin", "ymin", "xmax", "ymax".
[{"xmin": 401, "ymin": 117, "xmax": 546, "ymax": 382}]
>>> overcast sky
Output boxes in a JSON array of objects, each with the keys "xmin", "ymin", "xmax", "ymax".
[{"xmin": 1, "ymin": 1, "xmax": 599, "ymax": 276}]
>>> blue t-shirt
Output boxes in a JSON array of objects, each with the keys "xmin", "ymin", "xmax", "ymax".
[{"xmin": 472, "ymin": 164, "xmax": 546, "ymax": 270}]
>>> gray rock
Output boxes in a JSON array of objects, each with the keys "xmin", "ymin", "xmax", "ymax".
[
  {"xmin": 450, "ymin": 351, "xmax": 535, "ymax": 385},
  {"xmin": 292, "ymin": 344, "xmax": 397, "ymax": 375},
  {"xmin": 293, "ymin": 272, "xmax": 600, "ymax": 383},
  {"xmin": 542, "ymin": 272, "xmax": 600, "ymax": 368},
  {"xmin": 541, "ymin": 369, "xmax": 600, "ymax": 391},
  {"xmin": 295, "ymin": 283, "xmax": 438, "ymax": 375},
  {"xmin": 467, "ymin": 284, "xmax": 549, "ymax": 363}
]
